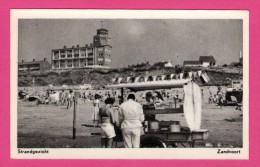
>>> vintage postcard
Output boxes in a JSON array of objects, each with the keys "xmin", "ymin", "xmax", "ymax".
[{"xmin": 10, "ymin": 9, "xmax": 249, "ymax": 159}]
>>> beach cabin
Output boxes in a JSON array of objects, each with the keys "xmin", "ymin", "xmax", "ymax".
[{"xmin": 199, "ymin": 56, "xmax": 216, "ymax": 67}]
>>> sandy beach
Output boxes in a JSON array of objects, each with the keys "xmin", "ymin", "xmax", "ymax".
[{"xmin": 17, "ymin": 86, "xmax": 243, "ymax": 148}]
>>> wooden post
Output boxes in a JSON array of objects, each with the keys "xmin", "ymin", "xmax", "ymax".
[
  {"xmin": 73, "ymin": 92, "xmax": 80, "ymax": 139},
  {"xmin": 120, "ymin": 88, "xmax": 124, "ymax": 104},
  {"xmin": 174, "ymin": 97, "xmax": 177, "ymax": 108}
]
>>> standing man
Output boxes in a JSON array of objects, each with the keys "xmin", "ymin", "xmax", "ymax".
[{"xmin": 119, "ymin": 94, "xmax": 144, "ymax": 148}]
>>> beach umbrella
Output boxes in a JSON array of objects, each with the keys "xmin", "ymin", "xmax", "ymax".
[
  {"xmin": 62, "ymin": 84, "xmax": 68, "ymax": 88},
  {"xmin": 180, "ymin": 73, "xmax": 183, "ymax": 79},
  {"xmin": 118, "ymin": 77, "xmax": 123, "ymax": 84},
  {"xmin": 170, "ymin": 74, "xmax": 175, "ymax": 79},
  {"xmin": 188, "ymin": 72, "xmax": 193, "ymax": 78},
  {"xmin": 126, "ymin": 77, "xmax": 131, "ymax": 83},
  {"xmin": 111, "ymin": 78, "xmax": 116, "ymax": 83}
]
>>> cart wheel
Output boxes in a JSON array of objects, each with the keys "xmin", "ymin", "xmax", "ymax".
[{"xmin": 140, "ymin": 138, "xmax": 166, "ymax": 148}]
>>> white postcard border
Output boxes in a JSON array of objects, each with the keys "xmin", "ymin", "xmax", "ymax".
[{"xmin": 10, "ymin": 9, "xmax": 249, "ymax": 159}]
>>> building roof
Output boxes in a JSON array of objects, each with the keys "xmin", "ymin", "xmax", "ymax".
[
  {"xmin": 97, "ymin": 28, "xmax": 108, "ymax": 32},
  {"xmin": 183, "ymin": 61, "xmax": 202, "ymax": 65},
  {"xmin": 199, "ymin": 56, "xmax": 216, "ymax": 63},
  {"xmin": 52, "ymin": 46, "xmax": 91, "ymax": 51},
  {"xmin": 18, "ymin": 60, "xmax": 50, "ymax": 65}
]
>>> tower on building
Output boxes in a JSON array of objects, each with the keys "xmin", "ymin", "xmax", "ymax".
[{"xmin": 93, "ymin": 28, "xmax": 112, "ymax": 66}]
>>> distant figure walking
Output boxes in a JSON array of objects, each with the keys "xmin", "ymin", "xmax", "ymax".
[
  {"xmin": 92, "ymin": 94, "xmax": 100, "ymax": 127},
  {"xmin": 66, "ymin": 90, "xmax": 73, "ymax": 109},
  {"xmin": 209, "ymin": 92, "xmax": 213, "ymax": 104},
  {"xmin": 59, "ymin": 90, "xmax": 66, "ymax": 105}
]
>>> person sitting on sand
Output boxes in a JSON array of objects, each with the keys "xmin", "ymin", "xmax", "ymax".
[{"xmin": 45, "ymin": 97, "xmax": 49, "ymax": 105}]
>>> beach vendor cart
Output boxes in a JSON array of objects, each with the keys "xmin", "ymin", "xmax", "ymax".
[{"xmin": 105, "ymin": 71, "xmax": 210, "ymax": 148}]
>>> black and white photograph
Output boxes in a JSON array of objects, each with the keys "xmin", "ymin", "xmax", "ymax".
[{"xmin": 11, "ymin": 10, "xmax": 249, "ymax": 159}]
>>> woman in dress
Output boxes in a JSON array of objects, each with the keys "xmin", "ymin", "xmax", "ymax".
[{"xmin": 92, "ymin": 94, "xmax": 100, "ymax": 127}]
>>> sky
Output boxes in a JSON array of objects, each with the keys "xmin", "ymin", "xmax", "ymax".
[{"xmin": 18, "ymin": 19, "xmax": 243, "ymax": 68}]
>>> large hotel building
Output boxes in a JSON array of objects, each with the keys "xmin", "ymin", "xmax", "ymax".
[{"xmin": 51, "ymin": 28, "xmax": 112, "ymax": 70}]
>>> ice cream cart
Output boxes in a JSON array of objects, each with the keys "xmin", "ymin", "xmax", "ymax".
[{"xmin": 106, "ymin": 71, "xmax": 210, "ymax": 148}]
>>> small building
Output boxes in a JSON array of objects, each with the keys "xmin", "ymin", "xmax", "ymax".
[
  {"xmin": 183, "ymin": 61, "xmax": 202, "ymax": 67},
  {"xmin": 18, "ymin": 58, "xmax": 51, "ymax": 73},
  {"xmin": 199, "ymin": 56, "xmax": 216, "ymax": 67}
]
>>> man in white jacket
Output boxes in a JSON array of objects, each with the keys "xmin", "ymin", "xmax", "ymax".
[{"xmin": 119, "ymin": 94, "xmax": 145, "ymax": 148}]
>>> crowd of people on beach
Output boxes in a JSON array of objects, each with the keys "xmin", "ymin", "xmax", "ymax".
[{"xmin": 18, "ymin": 85, "xmax": 239, "ymax": 148}]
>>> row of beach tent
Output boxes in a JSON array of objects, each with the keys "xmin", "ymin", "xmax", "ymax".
[{"xmin": 111, "ymin": 70, "xmax": 210, "ymax": 85}]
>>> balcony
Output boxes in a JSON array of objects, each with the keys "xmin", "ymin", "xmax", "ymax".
[
  {"xmin": 53, "ymin": 56, "xmax": 59, "ymax": 59},
  {"xmin": 60, "ymin": 54, "xmax": 66, "ymax": 59},
  {"xmin": 80, "ymin": 53, "xmax": 86, "ymax": 57},
  {"xmin": 67, "ymin": 64, "xmax": 73, "ymax": 68},
  {"xmin": 80, "ymin": 63, "xmax": 86, "ymax": 67}
]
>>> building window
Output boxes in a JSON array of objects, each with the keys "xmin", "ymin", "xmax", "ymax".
[
  {"xmin": 67, "ymin": 50, "xmax": 72, "ymax": 58},
  {"xmin": 54, "ymin": 51, "xmax": 59, "ymax": 59},
  {"xmin": 80, "ymin": 59, "xmax": 86, "ymax": 67},
  {"xmin": 98, "ymin": 58, "xmax": 104, "ymax": 61},
  {"xmin": 81, "ymin": 49, "xmax": 86, "ymax": 57},
  {"xmin": 73, "ymin": 60, "xmax": 79, "ymax": 67},
  {"xmin": 67, "ymin": 60, "xmax": 72, "ymax": 67},
  {"xmin": 60, "ymin": 60, "xmax": 65, "ymax": 68},
  {"xmin": 60, "ymin": 50, "xmax": 66, "ymax": 58},
  {"xmin": 74, "ymin": 49, "xmax": 79, "ymax": 58}
]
